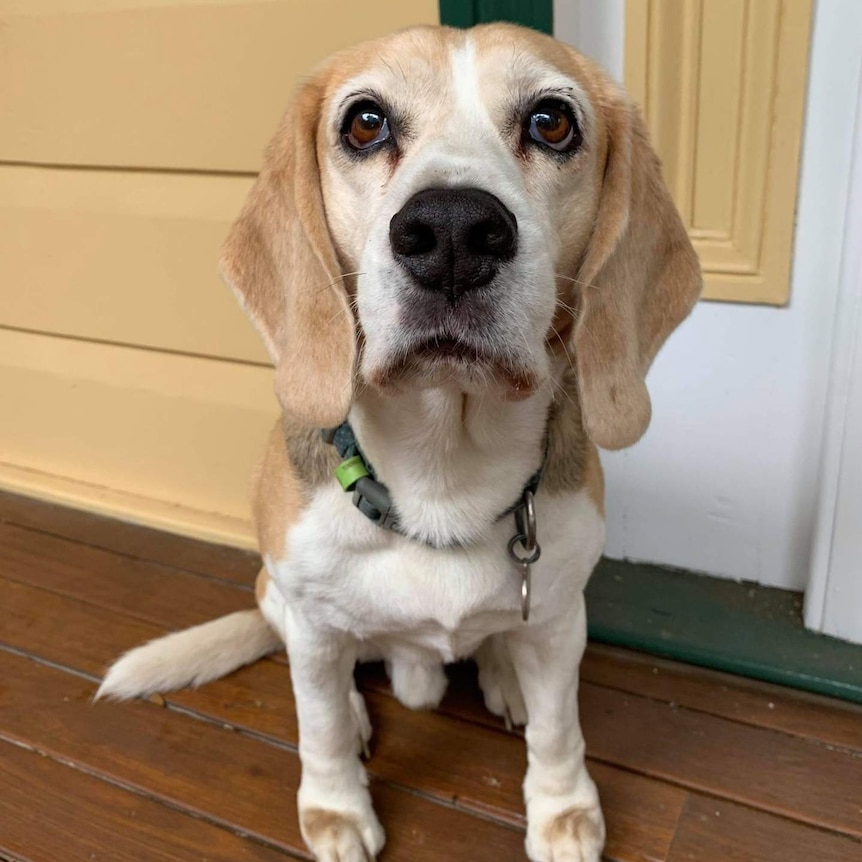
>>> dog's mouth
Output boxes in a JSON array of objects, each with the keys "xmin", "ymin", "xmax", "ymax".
[
  {"xmin": 413, "ymin": 336, "xmax": 486, "ymax": 363},
  {"xmin": 369, "ymin": 334, "xmax": 540, "ymax": 399}
]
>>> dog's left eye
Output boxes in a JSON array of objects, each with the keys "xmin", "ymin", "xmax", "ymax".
[
  {"xmin": 343, "ymin": 101, "xmax": 391, "ymax": 151},
  {"xmin": 526, "ymin": 100, "xmax": 581, "ymax": 153}
]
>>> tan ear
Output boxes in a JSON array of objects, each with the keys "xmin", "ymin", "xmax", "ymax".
[
  {"xmin": 573, "ymin": 90, "xmax": 702, "ymax": 450},
  {"xmin": 219, "ymin": 72, "xmax": 355, "ymax": 427}
]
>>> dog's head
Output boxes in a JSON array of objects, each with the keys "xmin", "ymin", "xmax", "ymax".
[{"xmin": 220, "ymin": 24, "xmax": 701, "ymax": 450}]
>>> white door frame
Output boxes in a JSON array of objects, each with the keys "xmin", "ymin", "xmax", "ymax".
[{"xmin": 806, "ymin": 63, "xmax": 862, "ymax": 645}]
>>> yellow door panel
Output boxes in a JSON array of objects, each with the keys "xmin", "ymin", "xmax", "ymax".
[
  {"xmin": 0, "ymin": 166, "xmax": 266, "ymax": 363},
  {"xmin": 0, "ymin": 0, "xmax": 439, "ymax": 173},
  {"xmin": 626, "ymin": 0, "xmax": 813, "ymax": 304},
  {"xmin": 0, "ymin": 328, "xmax": 278, "ymax": 545}
]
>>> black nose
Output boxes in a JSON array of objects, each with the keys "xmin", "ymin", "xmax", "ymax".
[{"xmin": 389, "ymin": 188, "xmax": 517, "ymax": 298}]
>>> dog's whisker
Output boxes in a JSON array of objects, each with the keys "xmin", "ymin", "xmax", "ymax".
[
  {"xmin": 312, "ymin": 271, "xmax": 366, "ymax": 295},
  {"xmin": 555, "ymin": 272, "xmax": 599, "ymax": 290},
  {"xmin": 554, "ymin": 296, "xmax": 579, "ymax": 318}
]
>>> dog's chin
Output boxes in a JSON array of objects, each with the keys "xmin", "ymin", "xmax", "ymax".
[{"xmin": 367, "ymin": 340, "xmax": 542, "ymax": 401}]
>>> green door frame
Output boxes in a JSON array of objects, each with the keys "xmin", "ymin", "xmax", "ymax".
[{"xmin": 439, "ymin": 0, "xmax": 552, "ymax": 34}]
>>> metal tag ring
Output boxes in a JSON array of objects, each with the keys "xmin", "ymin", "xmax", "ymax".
[
  {"xmin": 508, "ymin": 534, "xmax": 541, "ymax": 566},
  {"xmin": 521, "ymin": 489, "xmax": 537, "ymax": 551}
]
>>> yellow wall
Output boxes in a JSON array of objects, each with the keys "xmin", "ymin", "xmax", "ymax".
[{"xmin": 0, "ymin": 0, "xmax": 438, "ymax": 547}]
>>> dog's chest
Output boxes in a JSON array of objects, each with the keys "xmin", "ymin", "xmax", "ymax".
[{"xmin": 266, "ymin": 485, "xmax": 605, "ymax": 662}]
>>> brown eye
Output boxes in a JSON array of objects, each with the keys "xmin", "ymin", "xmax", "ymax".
[
  {"xmin": 343, "ymin": 101, "xmax": 391, "ymax": 151},
  {"xmin": 526, "ymin": 100, "xmax": 580, "ymax": 153}
]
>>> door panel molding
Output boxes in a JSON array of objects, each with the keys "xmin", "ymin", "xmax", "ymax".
[{"xmin": 626, "ymin": 0, "xmax": 813, "ymax": 304}]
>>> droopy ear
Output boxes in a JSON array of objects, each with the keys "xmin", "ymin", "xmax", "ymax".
[
  {"xmin": 219, "ymin": 71, "xmax": 355, "ymax": 427},
  {"xmin": 573, "ymin": 89, "xmax": 702, "ymax": 450}
]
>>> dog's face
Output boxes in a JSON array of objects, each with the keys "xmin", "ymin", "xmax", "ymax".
[
  {"xmin": 318, "ymin": 27, "xmax": 600, "ymax": 401},
  {"xmin": 221, "ymin": 24, "xmax": 701, "ymax": 449}
]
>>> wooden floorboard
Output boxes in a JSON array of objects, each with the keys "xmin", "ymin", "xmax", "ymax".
[
  {"xmin": 0, "ymin": 574, "xmax": 687, "ymax": 860},
  {"xmin": 666, "ymin": 795, "xmax": 862, "ymax": 862},
  {"xmin": 0, "ymin": 651, "xmax": 525, "ymax": 862},
  {"xmin": 0, "ymin": 490, "xmax": 259, "ymax": 586},
  {"xmin": 0, "ymin": 738, "xmax": 299, "ymax": 862},
  {"xmin": 0, "ymin": 520, "xmax": 254, "ymax": 624},
  {"xmin": 581, "ymin": 644, "xmax": 862, "ymax": 754},
  {"xmin": 383, "ymin": 657, "xmax": 862, "ymax": 840},
  {"xmin": 1, "ymin": 493, "xmax": 860, "ymax": 861}
]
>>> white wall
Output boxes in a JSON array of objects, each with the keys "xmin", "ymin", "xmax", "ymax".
[
  {"xmin": 554, "ymin": 0, "xmax": 624, "ymax": 82},
  {"xmin": 556, "ymin": 0, "xmax": 862, "ymax": 590}
]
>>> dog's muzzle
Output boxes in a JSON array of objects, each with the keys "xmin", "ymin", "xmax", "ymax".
[{"xmin": 389, "ymin": 188, "xmax": 517, "ymax": 300}]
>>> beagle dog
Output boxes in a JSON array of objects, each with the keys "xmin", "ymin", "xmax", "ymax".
[{"xmin": 98, "ymin": 23, "xmax": 701, "ymax": 862}]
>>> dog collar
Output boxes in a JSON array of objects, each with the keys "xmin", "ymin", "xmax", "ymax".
[{"xmin": 322, "ymin": 422, "xmax": 545, "ymax": 620}]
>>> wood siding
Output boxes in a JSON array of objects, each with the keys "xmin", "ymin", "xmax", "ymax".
[{"xmin": 0, "ymin": 1, "xmax": 438, "ymax": 545}]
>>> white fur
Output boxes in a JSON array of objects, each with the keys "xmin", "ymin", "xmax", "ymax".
[
  {"xmin": 95, "ymin": 610, "xmax": 281, "ymax": 700},
  {"xmin": 265, "ymin": 379, "xmax": 605, "ymax": 862},
  {"xmin": 98, "ymin": 32, "xmax": 610, "ymax": 862}
]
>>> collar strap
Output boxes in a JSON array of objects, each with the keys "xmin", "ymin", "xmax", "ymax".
[{"xmin": 321, "ymin": 421, "xmax": 546, "ymax": 549}]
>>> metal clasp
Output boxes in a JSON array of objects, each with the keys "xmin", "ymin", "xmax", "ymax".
[
  {"xmin": 352, "ymin": 476, "xmax": 398, "ymax": 531},
  {"xmin": 508, "ymin": 490, "xmax": 541, "ymax": 622}
]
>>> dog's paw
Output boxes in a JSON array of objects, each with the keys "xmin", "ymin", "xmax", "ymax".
[
  {"xmin": 526, "ymin": 803, "xmax": 605, "ymax": 862},
  {"xmin": 300, "ymin": 806, "xmax": 385, "ymax": 862},
  {"xmin": 475, "ymin": 637, "xmax": 527, "ymax": 728}
]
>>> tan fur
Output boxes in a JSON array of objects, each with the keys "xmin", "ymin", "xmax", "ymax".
[
  {"xmin": 544, "ymin": 807, "xmax": 604, "ymax": 849},
  {"xmin": 229, "ymin": 22, "xmax": 698, "ymax": 555},
  {"xmin": 570, "ymin": 88, "xmax": 702, "ymax": 450},
  {"xmin": 582, "ymin": 442, "xmax": 605, "ymax": 517},
  {"xmin": 251, "ymin": 418, "xmax": 340, "ymax": 561},
  {"xmin": 219, "ymin": 67, "xmax": 356, "ymax": 428},
  {"xmin": 251, "ymin": 423, "xmax": 305, "ymax": 562},
  {"xmin": 543, "ymin": 369, "xmax": 604, "ymax": 514},
  {"xmin": 300, "ymin": 808, "xmax": 371, "ymax": 855},
  {"xmin": 282, "ymin": 413, "xmax": 340, "ymax": 490},
  {"xmin": 544, "ymin": 370, "xmax": 589, "ymax": 496},
  {"xmin": 254, "ymin": 567, "xmax": 270, "ymax": 606},
  {"xmin": 104, "ymin": 29, "xmax": 701, "ymax": 862},
  {"xmin": 221, "ymin": 23, "xmax": 699, "ymax": 453},
  {"xmin": 468, "ymin": 25, "xmax": 702, "ymax": 450}
]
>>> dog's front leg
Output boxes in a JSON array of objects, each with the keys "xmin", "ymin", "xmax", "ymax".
[
  {"xmin": 285, "ymin": 610, "xmax": 385, "ymax": 861},
  {"xmin": 507, "ymin": 595, "xmax": 605, "ymax": 862}
]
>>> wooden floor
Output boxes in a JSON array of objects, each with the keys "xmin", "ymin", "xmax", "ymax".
[{"xmin": 1, "ymin": 491, "xmax": 861, "ymax": 862}]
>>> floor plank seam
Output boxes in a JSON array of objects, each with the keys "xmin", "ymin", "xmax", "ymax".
[
  {"xmin": 0, "ymin": 569, "xmax": 255, "ymax": 637},
  {"xmin": 671, "ymin": 787, "xmax": 862, "ymax": 848},
  {"xmin": 0, "ymin": 514, "xmax": 259, "ymax": 591},
  {"xmin": 578, "ymin": 676, "xmax": 862, "ymax": 759},
  {"xmin": 0, "ymin": 733, "xmax": 311, "ymax": 862},
  {"xmin": 0, "ymin": 641, "xmax": 101, "ymax": 686},
  {"xmin": 583, "ymin": 752, "xmax": 862, "ymax": 842},
  {"xmin": 371, "ymin": 775, "xmax": 526, "ymax": 834}
]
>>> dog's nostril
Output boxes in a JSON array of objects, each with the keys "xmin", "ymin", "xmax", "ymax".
[
  {"xmin": 401, "ymin": 222, "xmax": 436, "ymax": 256},
  {"xmin": 468, "ymin": 219, "xmax": 516, "ymax": 257}
]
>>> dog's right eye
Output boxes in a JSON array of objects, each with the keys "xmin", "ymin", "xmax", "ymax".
[{"xmin": 342, "ymin": 102, "xmax": 391, "ymax": 152}]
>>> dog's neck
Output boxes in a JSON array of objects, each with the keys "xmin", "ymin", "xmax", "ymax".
[{"xmin": 348, "ymin": 384, "xmax": 553, "ymax": 547}]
